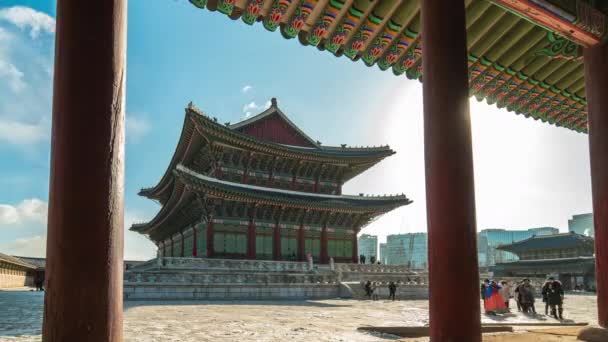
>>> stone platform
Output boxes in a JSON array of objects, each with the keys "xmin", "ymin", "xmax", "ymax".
[{"xmin": 124, "ymin": 257, "xmax": 425, "ymax": 301}]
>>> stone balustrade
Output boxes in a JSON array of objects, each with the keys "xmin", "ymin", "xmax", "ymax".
[
  {"xmin": 154, "ymin": 257, "xmax": 312, "ymax": 273},
  {"xmin": 124, "ymin": 270, "xmax": 338, "ymax": 285},
  {"xmin": 334, "ymin": 263, "xmax": 418, "ymax": 274}
]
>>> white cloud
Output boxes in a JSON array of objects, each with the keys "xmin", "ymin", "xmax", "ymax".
[
  {"xmin": 241, "ymin": 100, "xmax": 272, "ymax": 119},
  {"xmin": 126, "ymin": 115, "xmax": 151, "ymax": 143},
  {"xmin": 0, "ymin": 205, "xmax": 19, "ymax": 225},
  {"xmin": 0, "ymin": 6, "xmax": 55, "ymax": 39},
  {"xmin": 0, "ymin": 234, "xmax": 46, "ymax": 257},
  {"xmin": 0, "ymin": 119, "xmax": 48, "ymax": 145},
  {"xmin": 0, "ymin": 6, "xmax": 54, "ymax": 150},
  {"xmin": 0, "ymin": 198, "xmax": 47, "ymax": 226},
  {"xmin": 242, "ymin": 85, "xmax": 252, "ymax": 93},
  {"xmin": 0, "ymin": 59, "xmax": 25, "ymax": 92},
  {"xmin": 124, "ymin": 209, "xmax": 158, "ymax": 260},
  {"xmin": 0, "ymin": 26, "xmax": 12, "ymax": 41},
  {"xmin": 242, "ymin": 101, "xmax": 259, "ymax": 113}
]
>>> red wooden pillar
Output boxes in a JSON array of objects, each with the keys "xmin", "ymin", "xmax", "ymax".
[
  {"xmin": 43, "ymin": 3, "xmax": 127, "ymax": 340},
  {"xmin": 170, "ymin": 237, "xmax": 175, "ymax": 257},
  {"xmin": 352, "ymin": 230, "xmax": 359, "ymax": 263},
  {"xmin": 584, "ymin": 43, "xmax": 608, "ymax": 328},
  {"xmin": 421, "ymin": 1, "xmax": 481, "ymax": 341},
  {"xmin": 298, "ymin": 222, "xmax": 306, "ymax": 261},
  {"xmin": 273, "ymin": 221, "xmax": 282, "ymax": 260},
  {"xmin": 247, "ymin": 219, "xmax": 257, "ymax": 259},
  {"xmin": 206, "ymin": 220, "xmax": 214, "ymax": 258},
  {"xmin": 192, "ymin": 226, "xmax": 197, "ymax": 257},
  {"xmin": 161, "ymin": 241, "xmax": 166, "ymax": 257},
  {"xmin": 320, "ymin": 224, "xmax": 328, "ymax": 264}
]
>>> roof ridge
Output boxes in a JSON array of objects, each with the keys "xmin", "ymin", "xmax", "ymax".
[{"xmin": 227, "ymin": 98, "xmax": 320, "ymax": 148}]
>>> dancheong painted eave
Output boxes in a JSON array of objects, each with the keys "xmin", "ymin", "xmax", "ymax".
[
  {"xmin": 138, "ymin": 100, "xmax": 396, "ymax": 202},
  {"xmin": 187, "ymin": 0, "xmax": 608, "ymax": 133},
  {"xmin": 130, "ymin": 164, "xmax": 412, "ymax": 238}
]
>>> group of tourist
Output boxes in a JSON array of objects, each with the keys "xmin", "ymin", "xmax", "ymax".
[
  {"xmin": 362, "ymin": 280, "xmax": 398, "ymax": 301},
  {"xmin": 480, "ymin": 277, "xmax": 565, "ymax": 319}
]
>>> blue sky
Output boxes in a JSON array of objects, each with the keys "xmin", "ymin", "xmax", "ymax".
[{"xmin": 0, "ymin": 1, "xmax": 593, "ymax": 259}]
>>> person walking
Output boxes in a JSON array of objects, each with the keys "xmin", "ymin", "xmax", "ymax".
[
  {"xmin": 547, "ymin": 280, "xmax": 565, "ymax": 320},
  {"xmin": 481, "ymin": 279, "xmax": 490, "ymax": 313},
  {"xmin": 388, "ymin": 281, "xmax": 397, "ymax": 301},
  {"xmin": 541, "ymin": 278, "xmax": 554, "ymax": 315},
  {"xmin": 513, "ymin": 282, "xmax": 522, "ymax": 312},
  {"xmin": 371, "ymin": 282, "xmax": 379, "ymax": 301},
  {"xmin": 499, "ymin": 280, "xmax": 511, "ymax": 309},
  {"xmin": 518, "ymin": 279, "xmax": 536, "ymax": 314},
  {"xmin": 364, "ymin": 280, "xmax": 372, "ymax": 299}
]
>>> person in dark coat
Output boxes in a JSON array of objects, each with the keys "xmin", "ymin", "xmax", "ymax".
[
  {"xmin": 546, "ymin": 280, "xmax": 565, "ymax": 320},
  {"xmin": 541, "ymin": 277, "xmax": 554, "ymax": 315},
  {"xmin": 364, "ymin": 280, "xmax": 372, "ymax": 299},
  {"xmin": 517, "ymin": 279, "xmax": 536, "ymax": 314},
  {"xmin": 513, "ymin": 282, "xmax": 522, "ymax": 311},
  {"xmin": 388, "ymin": 281, "xmax": 397, "ymax": 301}
]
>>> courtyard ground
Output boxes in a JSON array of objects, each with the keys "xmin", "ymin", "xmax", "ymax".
[{"xmin": 0, "ymin": 289, "xmax": 599, "ymax": 341}]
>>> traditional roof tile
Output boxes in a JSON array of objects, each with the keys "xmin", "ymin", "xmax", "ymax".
[{"xmin": 496, "ymin": 232, "xmax": 594, "ymax": 253}]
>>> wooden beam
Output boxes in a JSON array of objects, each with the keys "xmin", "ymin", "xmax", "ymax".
[{"xmin": 490, "ymin": 0, "xmax": 604, "ymax": 47}]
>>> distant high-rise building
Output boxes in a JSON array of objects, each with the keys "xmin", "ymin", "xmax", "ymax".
[
  {"xmin": 478, "ymin": 227, "xmax": 559, "ymax": 266},
  {"xmin": 386, "ymin": 233, "xmax": 428, "ymax": 269},
  {"xmin": 477, "ymin": 234, "xmax": 489, "ymax": 267},
  {"xmin": 379, "ymin": 243, "xmax": 388, "ymax": 265},
  {"xmin": 569, "ymin": 213, "xmax": 594, "ymax": 237},
  {"xmin": 358, "ymin": 234, "xmax": 378, "ymax": 262}
]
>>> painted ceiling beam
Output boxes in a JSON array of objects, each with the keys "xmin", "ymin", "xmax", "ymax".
[{"xmin": 490, "ymin": 0, "xmax": 606, "ymax": 47}]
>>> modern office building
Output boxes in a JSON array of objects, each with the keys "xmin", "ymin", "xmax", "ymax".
[
  {"xmin": 385, "ymin": 232, "xmax": 428, "ymax": 269},
  {"xmin": 378, "ymin": 243, "xmax": 388, "ymax": 265},
  {"xmin": 568, "ymin": 213, "xmax": 594, "ymax": 237},
  {"xmin": 478, "ymin": 227, "xmax": 559, "ymax": 266},
  {"xmin": 358, "ymin": 234, "xmax": 378, "ymax": 262}
]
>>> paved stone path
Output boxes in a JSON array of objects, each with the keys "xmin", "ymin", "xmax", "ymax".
[{"xmin": 0, "ymin": 290, "xmax": 598, "ymax": 341}]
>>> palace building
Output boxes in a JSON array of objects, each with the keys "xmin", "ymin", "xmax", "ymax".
[
  {"xmin": 492, "ymin": 232, "xmax": 596, "ymax": 290},
  {"xmin": 131, "ymin": 99, "xmax": 411, "ymax": 263}
]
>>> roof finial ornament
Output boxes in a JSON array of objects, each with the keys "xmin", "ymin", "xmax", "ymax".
[{"xmin": 271, "ymin": 97, "xmax": 278, "ymax": 107}]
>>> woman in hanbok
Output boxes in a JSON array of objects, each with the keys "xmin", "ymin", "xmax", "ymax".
[{"xmin": 484, "ymin": 280, "xmax": 508, "ymax": 314}]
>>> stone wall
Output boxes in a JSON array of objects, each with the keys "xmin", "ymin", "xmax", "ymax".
[
  {"xmin": 124, "ymin": 283, "xmax": 339, "ymax": 300},
  {"xmin": 0, "ymin": 263, "xmax": 33, "ymax": 288}
]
